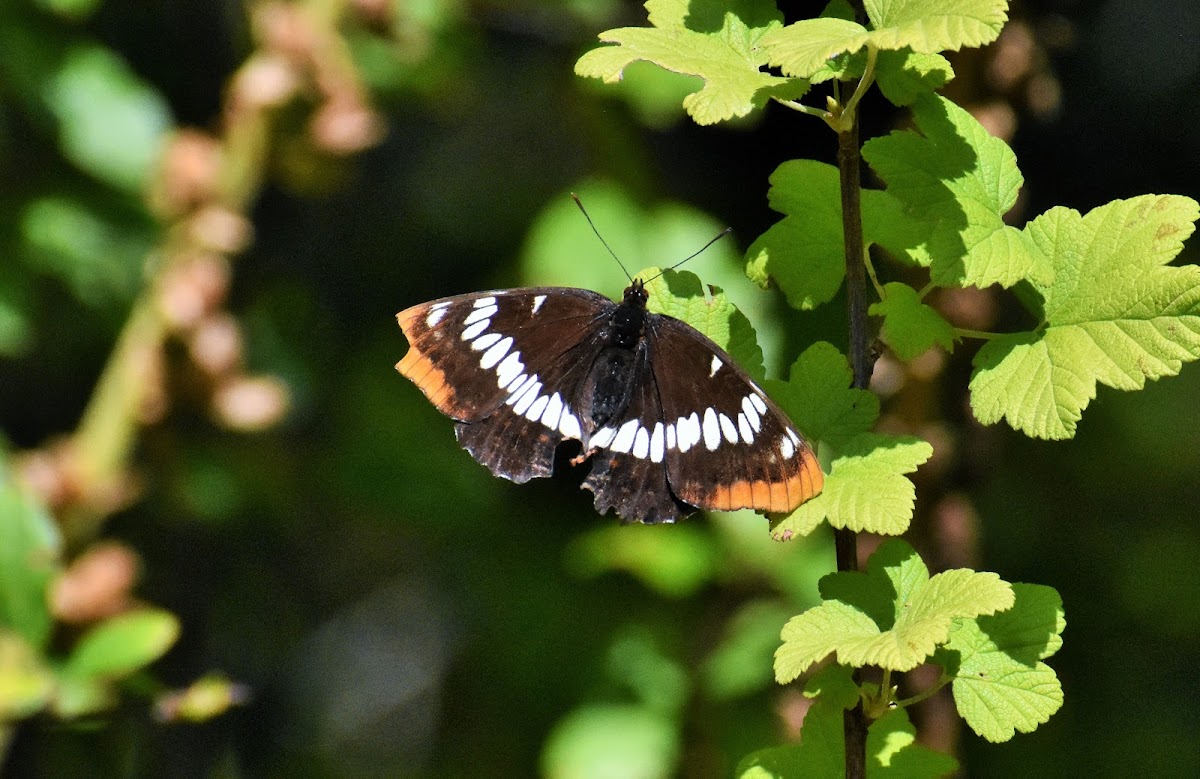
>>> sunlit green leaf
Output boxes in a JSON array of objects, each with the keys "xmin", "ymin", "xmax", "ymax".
[
  {"xmin": 863, "ymin": 93, "xmax": 1039, "ymax": 288},
  {"xmin": 776, "ymin": 540, "xmax": 1013, "ymax": 680},
  {"xmin": 575, "ymin": 0, "xmax": 803, "ymax": 125},
  {"xmin": 970, "ymin": 195, "xmax": 1200, "ymax": 438},
  {"xmin": 942, "ymin": 584, "xmax": 1065, "ymax": 742},
  {"xmin": 870, "ymin": 282, "xmax": 957, "ymax": 360}
]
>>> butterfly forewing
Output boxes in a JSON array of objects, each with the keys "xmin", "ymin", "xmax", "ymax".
[
  {"xmin": 647, "ymin": 316, "xmax": 823, "ymax": 514},
  {"xmin": 397, "ymin": 288, "xmax": 611, "ymax": 482},
  {"xmin": 398, "ymin": 288, "xmax": 610, "ymax": 422}
]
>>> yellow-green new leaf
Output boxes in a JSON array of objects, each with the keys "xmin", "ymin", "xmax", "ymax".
[
  {"xmin": 771, "ymin": 433, "xmax": 932, "ymax": 539},
  {"xmin": 943, "ymin": 584, "xmax": 1066, "ymax": 742},
  {"xmin": 970, "ymin": 195, "xmax": 1200, "ymax": 438},
  {"xmin": 775, "ymin": 540, "xmax": 1013, "ymax": 679},
  {"xmin": 575, "ymin": 0, "xmax": 800, "ymax": 125},
  {"xmin": 763, "ymin": 0, "xmax": 1008, "ymax": 78}
]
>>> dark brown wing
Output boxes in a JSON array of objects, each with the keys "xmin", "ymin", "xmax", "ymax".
[
  {"xmin": 646, "ymin": 315, "xmax": 823, "ymax": 514},
  {"xmin": 579, "ymin": 344, "xmax": 692, "ymax": 524},
  {"xmin": 397, "ymin": 288, "xmax": 611, "ymax": 483}
]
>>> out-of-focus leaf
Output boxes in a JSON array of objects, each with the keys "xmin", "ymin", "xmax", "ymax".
[
  {"xmin": 541, "ymin": 703, "xmax": 679, "ymax": 779},
  {"xmin": 49, "ymin": 45, "xmax": 173, "ymax": 191},
  {"xmin": 0, "ymin": 475, "xmax": 61, "ymax": 650},
  {"xmin": 34, "ymin": 0, "xmax": 103, "ymax": 20},
  {"xmin": 62, "ymin": 608, "xmax": 180, "ymax": 680},
  {"xmin": 20, "ymin": 195, "xmax": 151, "ymax": 305},
  {"xmin": 566, "ymin": 524, "xmax": 717, "ymax": 598},
  {"xmin": 0, "ymin": 631, "xmax": 54, "ymax": 721}
]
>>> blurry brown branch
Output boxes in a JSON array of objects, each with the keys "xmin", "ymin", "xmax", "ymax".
[{"xmin": 18, "ymin": 0, "xmax": 386, "ymax": 547}]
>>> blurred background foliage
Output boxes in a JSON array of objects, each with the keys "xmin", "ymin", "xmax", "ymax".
[{"xmin": 1, "ymin": 0, "xmax": 1198, "ymax": 776}]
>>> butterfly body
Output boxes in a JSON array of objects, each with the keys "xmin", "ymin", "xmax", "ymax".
[{"xmin": 397, "ymin": 278, "xmax": 822, "ymax": 523}]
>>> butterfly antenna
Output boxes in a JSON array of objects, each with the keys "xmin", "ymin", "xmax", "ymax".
[
  {"xmin": 572, "ymin": 193, "xmax": 633, "ymax": 282},
  {"xmin": 643, "ymin": 226, "xmax": 733, "ymax": 284}
]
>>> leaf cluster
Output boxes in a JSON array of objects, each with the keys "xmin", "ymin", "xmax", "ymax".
[{"xmin": 574, "ymin": 0, "xmax": 1200, "ymax": 772}]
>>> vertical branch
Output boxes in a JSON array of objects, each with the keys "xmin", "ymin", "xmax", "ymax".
[{"xmin": 836, "ymin": 90, "xmax": 871, "ymax": 779}]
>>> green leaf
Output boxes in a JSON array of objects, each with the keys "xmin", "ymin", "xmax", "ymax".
[
  {"xmin": 607, "ymin": 628, "xmax": 689, "ymax": 715},
  {"xmin": 21, "ymin": 195, "xmax": 150, "ymax": 306},
  {"xmin": 49, "ymin": 44, "xmax": 172, "ymax": 191},
  {"xmin": 741, "ymin": 667, "xmax": 957, "ymax": 777},
  {"xmin": 745, "ymin": 160, "xmax": 845, "ymax": 310},
  {"xmin": 50, "ymin": 672, "xmax": 113, "ymax": 718},
  {"xmin": 874, "ymin": 49, "xmax": 954, "ymax": 106},
  {"xmin": 701, "ymin": 600, "xmax": 793, "ymax": 700},
  {"xmin": 0, "ymin": 631, "xmax": 54, "ymax": 721},
  {"xmin": 870, "ymin": 282, "xmax": 957, "ymax": 360},
  {"xmin": 582, "ymin": 59, "xmax": 699, "ymax": 129},
  {"xmin": 863, "ymin": 93, "xmax": 1042, "ymax": 289},
  {"xmin": 737, "ymin": 667, "xmax": 850, "ymax": 778},
  {"xmin": 575, "ymin": 0, "xmax": 803, "ymax": 125},
  {"xmin": 941, "ymin": 583, "xmax": 1065, "ymax": 742},
  {"xmin": 642, "ymin": 268, "xmax": 765, "ymax": 381},
  {"xmin": 62, "ymin": 608, "xmax": 180, "ymax": 680},
  {"xmin": 0, "ymin": 479, "xmax": 61, "ymax": 650},
  {"xmin": 866, "ymin": 708, "xmax": 959, "ymax": 777},
  {"xmin": 771, "ymin": 433, "xmax": 932, "ymax": 538},
  {"xmin": 566, "ymin": 524, "xmax": 718, "ymax": 598},
  {"xmin": 761, "ymin": 339, "xmax": 871, "ymax": 443},
  {"xmin": 764, "ymin": 345, "xmax": 928, "ymax": 539},
  {"xmin": 775, "ymin": 540, "xmax": 1013, "ymax": 681},
  {"xmin": 863, "ymin": 0, "xmax": 1009, "ymax": 52},
  {"xmin": 969, "ymin": 195, "xmax": 1200, "ymax": 438},
  {"xmin": 759, "ymin": 17, "xmax": 871, "ymax": 80},
  {"xmin": 746, "ymin": 159, "xmax": 925, "ymax": 309},
  {"xmin": 541, "ymin": 704, "xmax": 680, "ymax": 779},
  {"xmin": 761, "ymin": 0, "xmax": 1008, "ymax": 78}
]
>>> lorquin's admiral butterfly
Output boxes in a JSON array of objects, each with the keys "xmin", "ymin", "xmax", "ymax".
[{"xmin": 396, "ymin": 217, "xmax": 823, "ymax": 524}]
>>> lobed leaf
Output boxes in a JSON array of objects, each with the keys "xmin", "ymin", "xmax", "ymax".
[
  {"xmin": 762, "ymin": 0, "xmax": 1008, "ymax": 78},
  {"xmin": 772, "ymin": 433, "xmax": 932, "ymax": 538},
  {"xmin": 776, "ymin": 540, "xmax": 1012, "ymax": 679},
  {"xmin": 970, "ymin": 195, "xmax": 1200, "ymax": 438},
  {"xmin": 941, "ymin": 584, "xmax": 1066, "ymax": 742},
  {"xmin": 874, "ymin": 49, "xmax": 954, "ymax": 106},
  {"xmin": 870, "ymin": 282, "xmax": 957, "ymax": 360},
  {"xmin": 863, "ymin": 93, "xmax": 1041, "ymax": 289},
  {"xmin": 766, "ymin": 342, "xmax": 879, "ymax": 447},
  {"xmin": 575, "ymin": 0, "xmax": 801, "ymax": 125},
  {"xmin": 747, "ymin": 159, "xmax": 929, "ymax": 310}
]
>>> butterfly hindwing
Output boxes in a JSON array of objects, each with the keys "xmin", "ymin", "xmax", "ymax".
[
  {"xmin": 647, "ymin": 316, "xmax": 823, "ymax": 514},
  {"xmin": 580, "ymin": 345, "xmax": 691, "ymax": 523},
  {"xmin": 398, "ymin": 288, "xmax": 611, "ymax": 482}
]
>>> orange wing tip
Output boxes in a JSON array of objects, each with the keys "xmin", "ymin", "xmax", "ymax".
[
  {"xmin": 396, "ymin": 306, "xmax": 424, "ymax": 336},
  {"xmin": 396, "ymin": 345, "xmax": 457, "ymax": 413}
]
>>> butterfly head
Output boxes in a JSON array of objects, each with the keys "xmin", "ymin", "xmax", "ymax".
[{"xmin": 622, "ymin": 278, "xmax": 649, "ymax": 310}]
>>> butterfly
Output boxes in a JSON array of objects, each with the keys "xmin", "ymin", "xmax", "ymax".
[{"xmin": 396, "ymin": 273, "xmax": 823, "ymax": 524}]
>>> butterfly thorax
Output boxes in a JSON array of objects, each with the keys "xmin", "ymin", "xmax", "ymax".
[{"xmin": 579, "ymin": 282, "xmax": 650, "ymax": 432}]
